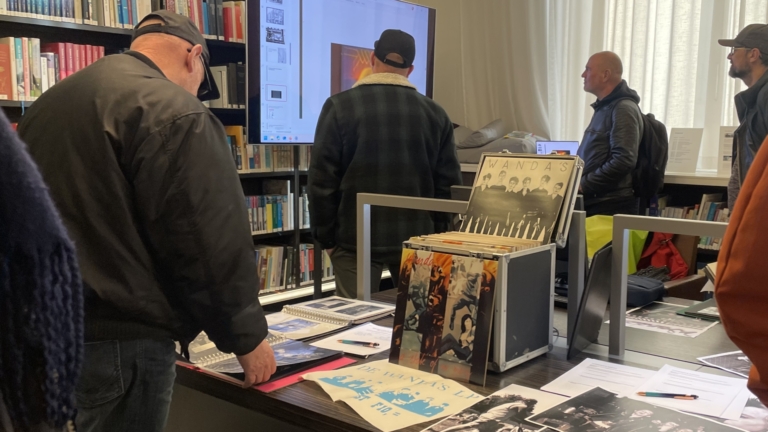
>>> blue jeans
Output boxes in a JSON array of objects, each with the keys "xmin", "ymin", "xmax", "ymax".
[{"xmin": 75, "ymin": 339, "xmax": 177, "ymax": 432}]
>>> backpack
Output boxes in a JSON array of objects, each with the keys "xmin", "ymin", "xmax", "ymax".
[{"xmin": 632, "ymin": 111, "xmax": 669, "ymax": 199}]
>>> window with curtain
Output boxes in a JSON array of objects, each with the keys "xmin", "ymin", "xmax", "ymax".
[{"xmin": 548, "ymin": 0, "xmax": 768, "ymax": 172}]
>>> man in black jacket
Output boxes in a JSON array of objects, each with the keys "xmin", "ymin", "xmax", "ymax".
[
  {"xmin": 577, "ymin": 51, "xmax": 644, "ymax": 216},
  {"xmin": 719, "ymin": 24, "xmax": 768, "ymax": 209},
  {"xmin": 17, "ymin": 11, "xmax": 275, "ymax": 432},
  {"xmin": 308, "ymin": 29, "xmax": 461, "ymax": 299}
]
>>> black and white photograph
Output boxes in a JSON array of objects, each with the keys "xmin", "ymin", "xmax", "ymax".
[
  {"xmin": 266, "ymin": 7, "xmax": 284, "ymax": 25},
  {"xmin": 336, "ymin": 304, "xmax": 385, "ymax": 317},
  {"xmin": 302, "ymin": 298, "xmax": 355, "ymax": 310},
  {"xmin": 621, "ymin": 302, "xmax": 719, "ymax": 338},
  {"xmin": 527, "ymin": 387, "xmax": 743, "ymax": 432},
  {"xmin": 266, "ymin": 27, "xmax": 285, "ymax": 44},
  {"xmin": 460, "ymin": 156, "xmax": 575, "ymax": 242},
  {"xmin": 699, "ymin": 351, "xmax": 752, "ymax": 378},
  {"xmin": 273, "ymin": 340, "xmax": 339, "ymax": 366},
  {"xmin": 423, "ymin": 384, "xmax": 565, "ymax": 432},
  {"xmin": 714, "ymin": 395, "xmax": 768, "ymax": 432}
]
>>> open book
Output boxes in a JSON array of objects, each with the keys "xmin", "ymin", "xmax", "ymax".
[
  {"xmin": 184, "ymin": 331, "xmax": 344, "ymax": 382},
  {"xmin": 266, "ymin": 296, "xmax": 395, "ymax": 340}
]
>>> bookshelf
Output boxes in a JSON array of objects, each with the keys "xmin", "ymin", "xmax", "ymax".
[{"xmin": 0, "ymin": 6, "xmax": 332, "ymax": 305}]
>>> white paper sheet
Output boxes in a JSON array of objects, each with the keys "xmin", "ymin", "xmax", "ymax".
[
  {"xmin": 630, "ymin": 364, "xmax": 748, "ymax": 420},
  {"xmin": 667, "ymin": 128, "xmax": 704, "ymax": 174},
  {"xmin": 540, "ymin": 358, "xmax": 656, "ymax": 398},
  {"xmin": 722, "ymin": 387, "xmax": 753, "ymax": 421},
  {"xmin": 718, "ymin": 126, "xmax": 737, "ymax": 177},
  {"xmin": 311, "ymin": 323, "xmax": 393, "ymax": 356}
]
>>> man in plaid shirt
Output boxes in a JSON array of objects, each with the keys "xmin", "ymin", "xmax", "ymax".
[{"xmin": 308, "ymin": 29, "xmax": 461, "ymax": 299}]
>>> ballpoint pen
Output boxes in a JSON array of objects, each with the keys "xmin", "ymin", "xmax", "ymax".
[
  {"xmin": 636, "ymin": 392, "xmax": 699, "ymax": 400},
  {"xmin": 338, "ymin": 340, "xmax": 380, "ymax": 348}
]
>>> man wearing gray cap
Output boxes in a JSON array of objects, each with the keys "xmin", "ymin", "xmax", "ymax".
[
  {"xmin": 17, "ymin": 10, "xmax": 275, "ymax": 432},
  {"xmin": 719, "ymin": 23, "xmax": 768, "ymax": 209},
  {"xmin": 308, "ymin": 29, "xmax": 461, "ymax": 298}
]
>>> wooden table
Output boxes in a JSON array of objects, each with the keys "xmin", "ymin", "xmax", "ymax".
[{"xmin": 173, "ymin": 292, "xmax": 738, "ymax": 432}]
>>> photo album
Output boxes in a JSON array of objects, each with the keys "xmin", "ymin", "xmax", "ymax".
[
  {"xmin": 182, "ymin": 331, "xmax": 343, "ymax": 383},
  {"xmin": 267, "ymin": 295, "xmax": 396, "ymax": 340}
]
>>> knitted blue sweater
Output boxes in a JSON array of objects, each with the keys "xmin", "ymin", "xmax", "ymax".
[{"xmin": 0, "ymin": 109, "xmax": 83, "ymax": 431}]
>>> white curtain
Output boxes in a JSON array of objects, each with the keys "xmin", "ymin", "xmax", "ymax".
[
  {"xmin": 546, "ymin": 0, "xmax": 768, "ymax": 172},
  {"xmin": 445, "ymin": 0, "xmax": 768, "ymax": 172}
]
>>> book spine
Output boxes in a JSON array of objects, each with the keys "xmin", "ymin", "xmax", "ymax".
[
  {"xmin": 64, "ymin": 42, "xmax": 74, "ymax": 76},
  {"xmin": 14, "ymin": 39, "xmax": 23, "ymax": 101},
  {"xmin": 0, "ymin": 43, "xmax": 11, "ymax": 100},
  {"xmin": 20, "ymin": 38, "xmax": 29, "ymax": 100},
  {"xmin": 215, "ymin": 0, "xmax": 222, "ymax": 40}
]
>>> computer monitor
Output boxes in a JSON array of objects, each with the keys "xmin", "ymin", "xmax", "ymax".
[
  {"xmin": 567, "ymin": 243, "xmax": 613, "ymax": 360},
  {"xmin": 536, "ymin": 141, "xmax": 580, "ymax": 156},
  {"xmin": 247, "ymin": 0, "xmax": 437, "ymax": 144}
]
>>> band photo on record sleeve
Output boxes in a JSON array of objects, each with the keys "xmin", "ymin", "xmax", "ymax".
[
  {"xmin": 461, "ymin": 156, "xmax": 574, "ymax": 242},
  {"xmin": 528, "ymin": 387, "xmax": 743, "ymax": 432},
  {"xmin": 423, "ymin": 384, "xmax": 566, "ymax": 432}
]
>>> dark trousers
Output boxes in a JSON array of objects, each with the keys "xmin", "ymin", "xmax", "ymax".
[
  {"xmin": 585, "ymin": 196, "xmax": 639, "ymax": 217},
  {"xmin": 330, "ymin": 247, "xmax": 401, "ymax": 299},
  {"xmin": 75, "ymin": 339, "xmax": 177, "ymax": 432}
]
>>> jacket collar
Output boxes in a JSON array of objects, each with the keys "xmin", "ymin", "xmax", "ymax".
[
  {"xmin": 352, "ymin": 72, "xmax": 417, "ymax": 90},
  {"xmin": 735, "ymin": 70, "xmax": 768, "ymax": 121},
  {"xmin": 591, "ymin": 80, "xmax": 641, "ymax": 110},
  {"xmin": 122, "ymin": 50, "xmax": 167, "ymax": 78}
]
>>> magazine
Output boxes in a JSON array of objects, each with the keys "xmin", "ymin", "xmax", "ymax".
[{"xmin": 302, "ymin": 360, "xmax": 482, "ymax": 432}]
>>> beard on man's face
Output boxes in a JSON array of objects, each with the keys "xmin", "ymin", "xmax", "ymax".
[{"xmin": 730, "ymin": 63, "xmax": 750, "ymax": 79}]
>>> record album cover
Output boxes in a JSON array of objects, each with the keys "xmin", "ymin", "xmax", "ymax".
[
  {"xmin": 460, "ymin": 155, "xmax": 577, "ymax": 244},
  {"xmin": 390, "ymin": 249, "xmax": 496, "ymax": 386}
]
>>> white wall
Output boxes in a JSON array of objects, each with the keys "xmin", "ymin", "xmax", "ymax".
[{"xmin": 411, "ymin": 0, "xmax": 467, "ymax": 126}]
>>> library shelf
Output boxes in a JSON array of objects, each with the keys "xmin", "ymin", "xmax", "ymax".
[
  {"xmin": 239, "ymin": 171, "xmax": 308, "ymax": 179},
  {"xmin": 259, "ymin": 279, "xmax": 336, "ymax": 306},
  {"xmin": 252, "ymin": 228, "xmax": 311, "ymax": 240}
]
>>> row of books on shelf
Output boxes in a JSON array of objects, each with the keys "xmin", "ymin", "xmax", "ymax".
[
  {"xmin": 0, "ymin": 37, "xmax": 104, "ymax": 101},
  {"xmin": 0, "ymin": 0, "xmax": 246, "ymax": 43},
  {"xmin": 225, "ymin": 126, "xmax": 312, "ymax": 173},
  {"xmin": 207, "ymin": 62, "xmax": 244, "ymax": 109},
  {"xmin": 255, "ymin": 243, "xmax": 333, "ymax": 295},
  {"xmin": 647, "ymin": 192, "xmax": 730, "ymax": 250},
  {"xmin": 246, "ymin": 187, "xmax": 309, "ymax": 235}
]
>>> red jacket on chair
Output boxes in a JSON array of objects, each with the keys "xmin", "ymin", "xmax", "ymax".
[{"xmin": 637, "ymin": 232, "xmax": 689, "ymax": 280}]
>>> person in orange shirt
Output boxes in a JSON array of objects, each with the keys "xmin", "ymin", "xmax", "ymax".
[{"xmin": 717, "ymin": 133, "xmax": 768, "ymax": 406}]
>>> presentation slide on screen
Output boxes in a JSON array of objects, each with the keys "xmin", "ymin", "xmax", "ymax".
[{"xmin": 250, "ymin": 0, "xmax": 433, "ymax": 144}]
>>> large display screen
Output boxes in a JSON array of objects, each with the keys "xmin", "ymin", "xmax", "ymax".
[{"xmin": 247, "ymin": 0, "xmax": 436, "ymax": 144}]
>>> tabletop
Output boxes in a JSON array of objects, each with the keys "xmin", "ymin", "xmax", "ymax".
[{"xmin": 174, "ymin": 291, "xmax": 739, "ymax": 432}]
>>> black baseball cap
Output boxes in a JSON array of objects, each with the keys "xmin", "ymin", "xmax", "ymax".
[
  {"xmin": 374, "ymin": 29, "xmax": 416, "ymax": 68},
  {"xmin": 719, "ymin": 23, "xmax": 768, "ymax": 54},
  {"xmin": 132, "ymin": 10, "xmax": 220, "ymax": 101}
]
